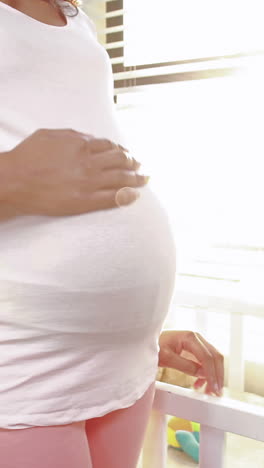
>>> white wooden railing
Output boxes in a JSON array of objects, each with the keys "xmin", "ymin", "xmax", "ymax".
[{"xmin": 141, "ymin": 382, "xmax": 264, "ymax": 468}]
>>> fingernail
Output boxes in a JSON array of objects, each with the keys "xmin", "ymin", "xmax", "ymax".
[
  {"xmin": 137, "ymin": 174, "xmax": 150, "ymax": 184},
  {"xmin": 115, "ymin": 187, "xmax": 140, "ymax": 207},
  {"xmin": 144, "ymin": 175, "xmax": 151, "ymax": 184},
  {"xmin": 214, "ymin": 383, "xmax": 220, "ymax": 394}
]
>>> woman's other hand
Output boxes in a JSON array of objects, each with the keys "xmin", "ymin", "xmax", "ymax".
[{"xmin": 158, "ymin": 330, "xmax": 224, "ymax": 397}]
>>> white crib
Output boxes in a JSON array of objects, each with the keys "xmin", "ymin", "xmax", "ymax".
[
  {"xmin": 141, "ymin": 381, "xmax": 264, "ymax": 468},
  {"xmin": 141, "ymin": 271, "xmax": 264, "ymax": 468}
]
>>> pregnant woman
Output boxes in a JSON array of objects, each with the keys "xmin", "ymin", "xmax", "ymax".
[{"xmin": 0, "ymin": 1, "xmax": 224, "ymax": 467}]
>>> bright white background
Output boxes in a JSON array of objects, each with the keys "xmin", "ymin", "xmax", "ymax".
[
  {"xmin": 84, "ymin": 0, "xmax": 264, "ymax": 395},
  {"xmin": 124, "ymin": 0, "xmax": 264, "ymax": 65},
  {"xmin": 115, "ymin": 64, "xmax": 264, "ymax": 387}
]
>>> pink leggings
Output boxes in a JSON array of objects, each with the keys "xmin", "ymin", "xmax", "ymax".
[{"xmin": 0, "ymin": 381, "xmax": 155, "ymax": 468}]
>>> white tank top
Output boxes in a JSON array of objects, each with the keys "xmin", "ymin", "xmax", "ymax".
[{"xmin": 0, "ymin": 3, "xmax": 176, "ymax": 429}]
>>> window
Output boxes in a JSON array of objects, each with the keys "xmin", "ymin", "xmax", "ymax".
[
  {"xmin": 101, "ymin": 0, "xmax": 264, "ymax": 92},
  {"xmin": 124, "ymin": 0, "xmax": 264, "ymax": 65}
]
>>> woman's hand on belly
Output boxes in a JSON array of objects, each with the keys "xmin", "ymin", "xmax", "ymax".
[{"xmin": 3, "ymin": 128, "xmax": 150, "ymax": 218}]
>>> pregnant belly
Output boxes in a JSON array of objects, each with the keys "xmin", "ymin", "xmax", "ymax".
[
  {"xmin": 0, "ymin": 186, "xmax": 176, "ymax": 335},
  {"xmin": 0, "ymin": 186, "xmax": 176, "ymax": 291}
]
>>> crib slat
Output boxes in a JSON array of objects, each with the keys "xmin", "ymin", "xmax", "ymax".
[
  {"xmin": 142, "ymin": 382, "xmax": 264, "ymax": 468},
  {"xmin": 200, "ymin": 425, "xmax": 225, "ymax": 468},
  {"xmin": 228, "ymin": 313, "xmax": 245, "ymax": 392},
  {"xmin": 141, "ymin": 410, "xmax": 167, "ymax": 468}
]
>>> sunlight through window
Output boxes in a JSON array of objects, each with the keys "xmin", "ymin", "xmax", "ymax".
[{"xmin": 124, "ymin": 0, "xmax": 264, "ymax": 65}]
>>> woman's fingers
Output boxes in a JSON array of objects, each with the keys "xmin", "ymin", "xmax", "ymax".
[
  {"xmin": 182, "ymin": 332, "xmax": 220, "ymax": 396},
  {"xmin": 194, "ymin": 333, "xmax": 224, "ymax": 394},
  {"xmin": 158, "ymin": 340, "xmax": 218, "ymax": 395},
  {"xmin": 193, "ymin": 378, "xmax": 206, "ymax": 389},
  {"xmin": 79, "ymin": 137, "xmax": 141, "ymax": 172},
  {"xmin": 89, "ymin": 148, "xmax": 139, "ymax": 171},
  {"xmin": 158, "ymin": 330, "xmax": 224, "ymax": 397},
  {"xmin": 159, "ymin": 351, "xmax": 202, "ymax": 377}
]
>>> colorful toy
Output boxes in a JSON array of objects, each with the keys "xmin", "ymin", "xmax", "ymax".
[{"xmin": 167, "ymin": 416, "xmax": 200, "ymax": 463}]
